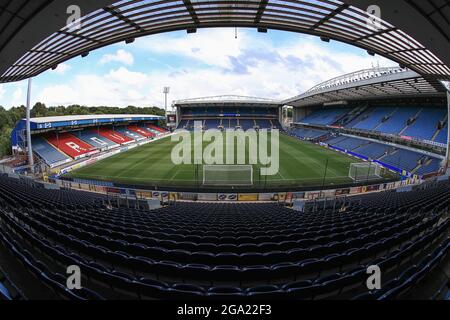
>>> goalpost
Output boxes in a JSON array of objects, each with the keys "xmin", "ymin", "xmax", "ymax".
[
  {"xmin": 203, "ymin": 165, "xmax": 253, "ymax": 186},
  {"xmin": 349, "ymin": 162, "xmax": 382, "ymax": 182}
]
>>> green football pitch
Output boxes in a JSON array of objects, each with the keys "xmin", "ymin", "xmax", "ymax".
[{"xmin": 65, "ymin": 133, "xmax": 380, "ymax": 189}]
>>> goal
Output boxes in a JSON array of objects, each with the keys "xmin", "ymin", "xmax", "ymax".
[
  {"xmin": 349, "ymin": 162, "xmax": 382, "ymax": 182},
  {"xmin": 203, "ymin": 165, "xmax": 253, "ymax": 186}
]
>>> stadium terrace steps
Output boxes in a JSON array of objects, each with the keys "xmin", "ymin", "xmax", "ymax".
[
  {"xmin": 433, "ymin": 123, "xmax": 448, "ymax": 144},
  {"xmin": 114, "ymin": 127, "xmax": 145, "ymax": 141},
  {"xmin": 353, "ymin": 107, "xmax": 393, "ymax": 131},
  {"xmin": 147, "ymin": 124, "xmax": 167, "ymax": 133},
  {"xmin": 374, "ymin": 149, "xmax": 424, "ymax": 172},
  {"xmin": 97, "ymin": 128, "xmax": 134, "ymax": 145},
  {"xmin": 127, "ymin": 126, "xmax": 155, "ymax": 138},
  {"xmin": 415, "ymin": 159, "xmax": 442, "ymax": 176},
  {"xmin": 332, "ymin": 137, "xmax": 369, "ymax": 151},
  {"xmin": 45, "ymin": 133, "xmax": 96, "ymax": 159},
  {"xmin": 376, "ymin": 107, "xmax": 419, "ymax": 134},
  {"xmin": 0, "ymin": 174, "xmax": 448, "ymax": 300},
  {"xmin": 299, "ymin": 108, "xmax": 351, "ymax": 125},
  {"xmin": 356, "ymin": 143, "xmax": 389, "ymax": 160},
  {"xmin": 402, "ymin": 108, "xmax": 446, "ymax": 141},
  {"xmin": 31, "ymin": 137, "xmax": 70, "ymax": 166},
  {"xmin": 204, "ymin": 119, "xmax": 221, "ymax": 129},
  {"xmin": 0, "ymin": 267, "xmax": 23, "ymax": 300},
  {"xmin": 76, "ymin": 130, "xmax": 118, "ymax": 149},
  {"xmin": 323, "ymin": 135, "xmax": 442, "ymax": 173},
  {"xmin": 290, "ymin": 128, "xmax": 327, "ymax": 139},
  {"xmin": 302, "ymin": 106, "xmax": 447, "ymax": 144}
]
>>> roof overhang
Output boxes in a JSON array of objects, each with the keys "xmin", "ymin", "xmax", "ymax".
[
  {"xmin": 0, "ymin": 0, "xmax": 449, "ymax": 83},
  {"xmin": 285, "ymin": 67, "xmax": 447, "ymax": 108},
  {"xmin": 21, "ymin": 114, "xmax": 164, "ymax": 131},
  {"xmin": 174, "ymin": 95, "xmax": 282, "ymax": 108}
]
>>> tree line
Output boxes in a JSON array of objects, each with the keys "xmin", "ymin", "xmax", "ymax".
[{"xmin": 0, "ymin": 103, "xmax": 165, "ymax": 158}]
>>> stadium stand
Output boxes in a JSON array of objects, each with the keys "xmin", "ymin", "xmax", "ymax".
[
  {"xmin": 323, "ymin": 135, "xmax": 444, "ymax": 174},
  {"xmin": 299, "ymin": 108, "xmax": 351, "ymax": 125},
  {"xmin": 0, "ymin": 174, "xmax": 448, "ymax": 300},
  {"xmin": 403, "ymin": 108, "xmax": 447, "ymax": 141},
  {"xmin": 352, "ymin": 107, "xmax": 393, "ymax": 131},
  {"xmin": 0, "ymin": 267, "xmax": 22, "ymax": 300},
  {"xmin": 114, "ymin": 127, "xmax": 145, "ymax": 141},
  {"xmin": 45, "ymin": 133, "xmax": 96, "ymax": 159},
  {"xmin": 416, "ymin": 159, "xmax": 443, "ymax": 176},
  {"xmin": 147, "ymin": 124, "xmax": 167, "ymax": 133},
  {"xmin": 293, "ymin": 106, "xmax": 448, "ymax": 148},
  {"xmin": 229, "ymin": 119, "xmax": 238, "ymax": 128},
  {"xmin": 326, "ymin": 136, "xmax": 387, "ymax": 159},
  {"xmin": 434, "ymin": 124, "xmax": 448, "ymax": 144},
  {"xmin": 177, "ymin": 120, "xmax": 188, "ymax": 129},
  {"xmin": 379, "ymin": 149, "xmax": 424, "ymax": 172},
  {"xmin": 75, "ymin": 130, "xmax": 118, "ymax": 149},
  {"xmin": 290, "ymin": 128, "xmax": 328, "ymax": 140},
  {"xmin": 331, "ymin": 137, "xmax": 369, "ymax": 151},
  {"xmin": 376, "ymin": 108, "xmax": 419, "ymax": 134},
  {"xmin": 97, "ymin": 128, "xmax": 134, "ymax": 145},
  {"xmin": 128, "ymin": 126, "xmax": 155, "ymax": 138},
  {"xmin": 353, "ymin": 143, "xmax": 389, "ymax": 160},
  {"xmin": 31, "ymin": 137, "xmax": 70, "ymax": 166},
  {"xmin": 204, "ymin": 119, "xmax": 221, "ymax": 129}
]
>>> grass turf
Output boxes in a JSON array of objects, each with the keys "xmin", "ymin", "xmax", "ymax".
[{"xmin": 65, "ymin": 133, "xmax": 365, "ymax": 189}]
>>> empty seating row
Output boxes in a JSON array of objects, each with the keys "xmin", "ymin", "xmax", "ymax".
[
  {"xmin": 290, "ymin": 128, "xmax": 327, "ymax": 139},
  {"xmin": 32, "ymin": 137, "xmax": 70, "ymax": 166},
  {"xmin": 299, "ymin": 108, "xmax": 351, "ymax": 125},
  {"xmin": 0, "ymin": 174, "xmax": 448, "ymax": 299},
  {"xmin": 323, "ymin": 135, "xmax": 442, "ymax": 175},
  {"xmin": 403, "ymin": 108, "xmax": 447, "ymax": 141}
]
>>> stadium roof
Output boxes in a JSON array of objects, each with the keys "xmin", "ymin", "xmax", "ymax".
[
  {"xmin": 174, "ymin": 95, "xmax": 282, "ymax": 107},
  {"xmin": 15, "ymin": 114, "xmax": 164, "ymax": 131},
  {"xmin": 28, "ymin": 114, "xmax": 164, "ymax": 124},
  {"xmin": 284, "ymin": 66, "xmax": 447, "ymax": 107},
  {"xmin": 0, "ymin": 0, "xmax": 449, "ymax": 83}
]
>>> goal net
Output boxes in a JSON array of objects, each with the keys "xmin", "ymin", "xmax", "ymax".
[
  {"xmin": 203, "ymin": 165, "xmax": 253, "ymax": 186},
  {"xmin": 349, "ymin": 162, "xmax": 382, "ymax": 182}
]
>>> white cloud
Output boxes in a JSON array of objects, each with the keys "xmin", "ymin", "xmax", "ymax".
[
  {"xmin": 23, "ymin": 29, "xmax": 398, "ymax": 109},
  {"xmin": 100, "ymin": 49, "xmax": 134, "ymax": 66},
  {"xmin": 37, "ymin": 85, "xmax": 79, "ymax": 105},
  {"xmin": 11, "ymin": 86, "xmax": 25, "ymax": 106}
]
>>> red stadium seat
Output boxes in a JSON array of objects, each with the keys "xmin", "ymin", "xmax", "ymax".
[
  {"xmin": 45, "ymin": 133, "xmax": 96, "ymax": 159},
  {"xmin": 127, "ymin": 126, "xmax": 155, "ymax": 138},
  {"xmin": 147, "ymin": 124, "xmax": 167, "ymax": 133},
  {"xmin": 96, "ymin": 128, "xmax": 133, "ymax": 145}
]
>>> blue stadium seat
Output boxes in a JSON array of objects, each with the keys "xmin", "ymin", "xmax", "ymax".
[
  {"xmin": 0, "ymin": 174, "xmax": 448, "ymax": 300},
  {"xmin": 376, "ymin": 107, "xmax": 419, "ymax": 134},
  {"xmin": 353, "ymin": 107, "xmax": 392, "ymax": 131},
  {"xmin": 299, "ymin": 108, "xmax": 351, "ymax": 125},
  {"xmin": 434, "ymin": 125, "xmax": 448, "ymax": 144},
  {"xmin": 403, "ymin": 108, "xmax": 446, "ymax": 141},
  {"xmin": 75, "ymin": 130, "xmax": 118, "ymax": 149},
  {"xmin": 380, "ymin": 149, "xmax": 424, "ymax": 172},
  {"xmin": 32, "ymin": 136, "xmax": 70, "ymax": 166},
  {"xmin": 114, "ymin": 127, "xmax": 145, "ymax": 141}
]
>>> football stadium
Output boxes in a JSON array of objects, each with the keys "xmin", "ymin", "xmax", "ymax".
[{"xmin": 0, "ymin": 0, "xmax": 449, "ymax": 306}]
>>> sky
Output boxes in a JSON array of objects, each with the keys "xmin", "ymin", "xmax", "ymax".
[{"xmin": 0, "ymin": 28, "xmax": 397, "ymax": 110}]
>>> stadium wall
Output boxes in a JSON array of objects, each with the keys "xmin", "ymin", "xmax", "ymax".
[{"xmin": 51, "ymin": 175, "xmax": 421, "ymax": 204}]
